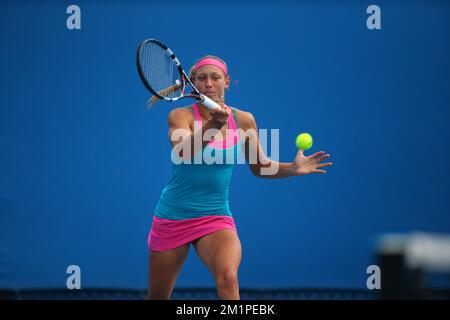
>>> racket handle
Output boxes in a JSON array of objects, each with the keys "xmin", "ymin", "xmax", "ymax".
[{"xmin": 199, "ymin": 94, "xmax": 221, "ymax": 110}]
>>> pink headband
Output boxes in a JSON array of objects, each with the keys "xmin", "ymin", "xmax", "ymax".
[{"xmin": 193, "ymin": 57, "xmax": 228, "ymax": 75}]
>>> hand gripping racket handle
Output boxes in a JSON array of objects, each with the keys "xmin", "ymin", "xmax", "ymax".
[{"xmin": 199, "ymin": 94, "xmax": 221, "ymax": 110}]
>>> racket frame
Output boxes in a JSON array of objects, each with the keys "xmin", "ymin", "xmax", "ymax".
[{"xmin": 137, "ymin": 38, "xmax": 220, "ymax": 109}]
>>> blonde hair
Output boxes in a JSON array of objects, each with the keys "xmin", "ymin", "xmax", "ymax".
[{"xmin": 146, "ymin": 82, "xmax": 182, "ymax": 109}]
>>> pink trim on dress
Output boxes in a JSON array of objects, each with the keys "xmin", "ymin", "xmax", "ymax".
[{"xmin": 192, "ymin": 104, "xmax": 240, "ymax": 149}]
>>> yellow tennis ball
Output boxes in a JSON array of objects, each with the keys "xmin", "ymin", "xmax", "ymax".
[{"xmin": 296, "ymin": 133, "xmax": 313, "ymax": 150}]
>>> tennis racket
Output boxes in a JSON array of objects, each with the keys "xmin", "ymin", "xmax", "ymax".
[{"xmin": 136, "ymin": 38, "xmax": 221, "ymax": 110}]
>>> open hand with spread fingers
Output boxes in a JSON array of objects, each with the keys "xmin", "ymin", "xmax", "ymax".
[{"xmin": 293, "ymin": 149, "xmax": 333, "ymax": 176}]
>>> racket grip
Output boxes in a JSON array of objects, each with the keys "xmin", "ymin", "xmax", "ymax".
[{"xmin": 199, "ymin": 94, "xmax": 221, "ymax": 110}]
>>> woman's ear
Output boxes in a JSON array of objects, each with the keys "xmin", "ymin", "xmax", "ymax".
[{"xmin": 225, "ymin": 75, "xmax": 231, "ymax": 90}]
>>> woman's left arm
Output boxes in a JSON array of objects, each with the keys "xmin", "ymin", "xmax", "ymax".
[{"xmin": 239, "ymin": 111, "xmax": 333, "ymax": 179}]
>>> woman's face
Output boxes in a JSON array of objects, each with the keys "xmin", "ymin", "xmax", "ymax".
[{"xmin": 193, "ymin": 65, "xmax": 230, "ymax": 103}]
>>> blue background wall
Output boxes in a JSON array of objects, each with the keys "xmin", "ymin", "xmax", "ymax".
[{"xmin": 1, "ymin": 0, "xmax": 449, "ymax": 290}]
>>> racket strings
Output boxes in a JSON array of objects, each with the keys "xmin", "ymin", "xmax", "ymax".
[{"xmin": 140, "ymin": 42, "xmax": 182, "ymax": 107}]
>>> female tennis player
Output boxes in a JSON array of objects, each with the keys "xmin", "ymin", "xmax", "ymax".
[{"xmin": 147, "ymin": 55, "xmax": 333, "ymax": 300}]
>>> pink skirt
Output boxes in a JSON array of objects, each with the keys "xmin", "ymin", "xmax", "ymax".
[{"xmin": 148, "ymin": 215, "xmax": 237, "ymax": 252}]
